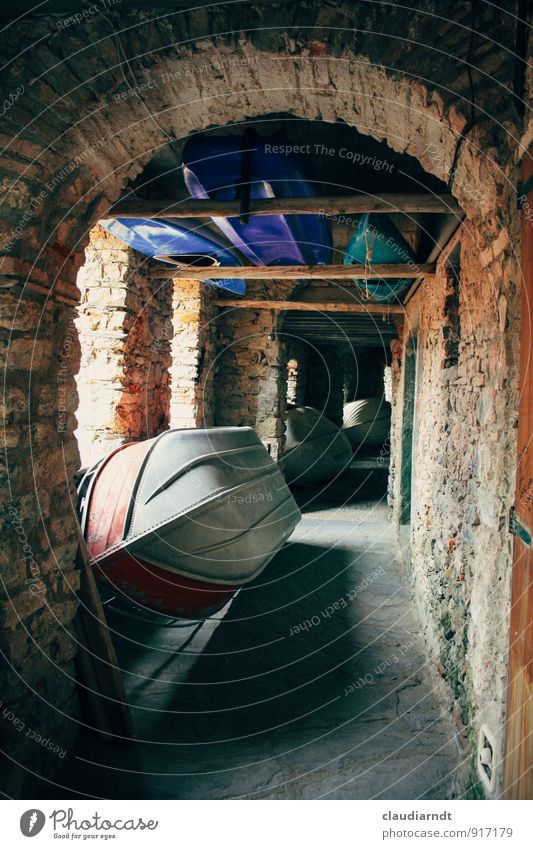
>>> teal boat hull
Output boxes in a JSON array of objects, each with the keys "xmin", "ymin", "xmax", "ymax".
[{"xmin": 344, "ymin": 213, "xmax": 416, "ymax": 303}]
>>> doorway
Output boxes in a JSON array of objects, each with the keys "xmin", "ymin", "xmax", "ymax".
[{"xmin": 399, "ymin": 335, "xmax": 418, "ymax": 527}]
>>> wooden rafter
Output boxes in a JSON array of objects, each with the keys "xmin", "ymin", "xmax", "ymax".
[
  {"xmin": 109, "ymin": 193, "xmax": 462, "ymax": 219},
  {"xmin": 212, "ymin": 299, "xmax": 404, "ymax": 315},
  {"xmin": 150, "ymin": 262, "xmax": 435, "ymax": 280}
]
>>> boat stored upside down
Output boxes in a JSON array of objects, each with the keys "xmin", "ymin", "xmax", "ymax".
[
  {"xmin": 343, "ymin": 212, "xmax": 416, "ymax": 303},
  {"xmin": 77, "ymin": 427, "xmax": 301, "ymax": 619},
  {"xmin": 100, "ymin": 217, "xmax": 246, "ymax": 294},
  {"xmin": 182, "ymin": 131, "xmax": 332, "ymax": 270},
  {"xmin": 283, "ymin": 406, "xmax": 353, "ymax": 486},
  {"xmin": 343, "ymin": 398, "xmax": 391, "ymax": 450}
]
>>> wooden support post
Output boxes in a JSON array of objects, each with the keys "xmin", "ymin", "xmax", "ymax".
[{"xmin": 74, "ymin": 529, "xmax": 134, "ymax": 740}]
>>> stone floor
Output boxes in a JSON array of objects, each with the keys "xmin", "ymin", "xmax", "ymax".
[{"xmin": 35, "ymin": 469, "xmax": 462, "ymax": 799}]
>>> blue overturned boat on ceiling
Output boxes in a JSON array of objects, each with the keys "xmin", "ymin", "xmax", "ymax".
[
  {"xmin": 344, "ymin": 212, "xmax": 416, "ymax": 303},
  {"xmin": 100, "ymin": 217, "xmax": 246, "ymax": 294},
  {"xmin": 181, "ymin": 131, "xmax": 332, "ymax": 268}
]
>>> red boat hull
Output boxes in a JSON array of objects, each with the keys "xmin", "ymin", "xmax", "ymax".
[
  {"xmin": 82, "ymin": 439, "xmax": 239, "ymax": 618},
  {"xmin": 78, "ymin": 428, "xmax": 300, "ymax": 619},
  {"xmin": 94, "ymin": 549, "xmax": 239, "ymax": 619}
]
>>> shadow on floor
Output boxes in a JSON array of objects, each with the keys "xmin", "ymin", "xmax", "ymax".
[
  {"xmin": 291, "ymin": 467, "xmax": 390, "ymax": 515},
  {"xmin": 28, "ymin": 470, "xmax": 460, "ymax": 800}
]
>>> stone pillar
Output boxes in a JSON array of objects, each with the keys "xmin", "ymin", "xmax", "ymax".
[
  {"xmin": 75, "ymin": 226, "xmax": 173, "ymax": 467},
  {"xmin": 215, "ymin": 307, "xmax": 287, "ymax": 460},
  {"xmin": 169, "ymin": 279, "xmax": 217, "ymax": 429},
  {"xmin": 286, "ymin": 340, "xmax": 309, "ymax": 406},
  {"xmin": 0, "ymin": 277, "xmax": 82, "ymax": 796}
]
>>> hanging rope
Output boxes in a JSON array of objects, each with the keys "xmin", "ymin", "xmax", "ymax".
[
  {"xmin": 448, "ymin": 0, "xmax": 479, "ymax": 189},
  {"xmin": 363, "ymin": 225, "xmax": 378, "ymax": 300}
]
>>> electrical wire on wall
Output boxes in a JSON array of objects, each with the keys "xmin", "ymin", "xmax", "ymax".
[{"xmin": 447, "ymin": 0, "xmax": 479, "ymax": 191}]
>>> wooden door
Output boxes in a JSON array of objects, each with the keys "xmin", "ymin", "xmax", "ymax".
[{"xmin": 503, "ymin": 149, "xmax": 533, "ymax": 799}]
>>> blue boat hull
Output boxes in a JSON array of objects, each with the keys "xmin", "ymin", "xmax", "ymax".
[
  {"xmin": 344, "ymin": 213, "xmax": 415, "ymax": 303},
  {"xmin": 182, "ymin": 134, "xmax": 332, "ymax": 268},
  {"xmin": 100, "ymin": 217, "xmax": 246, "ymax": 294}
]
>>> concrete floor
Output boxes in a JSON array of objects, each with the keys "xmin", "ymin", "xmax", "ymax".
[{"xmin": 41, "ymin": 469, "xmax": 461, "ymax": 799}]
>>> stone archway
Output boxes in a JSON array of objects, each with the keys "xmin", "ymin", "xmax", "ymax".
[{"xmin": 0, "ymin": 3, "xmax": 527, "ymax": 795}]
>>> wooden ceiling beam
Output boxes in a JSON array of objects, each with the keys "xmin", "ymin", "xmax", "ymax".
[
  {"xmin": 212, "ymin": 299, "xmax": 404, "ymax": 315},
  {"xmin": 150, "ymin": 262, "xmax": 435, "ymax": 280},
  {"xmin": 109, "ymin": 193, "xmax": 462, "ymax": 219}
]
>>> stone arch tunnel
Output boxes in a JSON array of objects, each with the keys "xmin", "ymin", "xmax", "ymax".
[{"xmin": 0, "ymin": 0, "xmax": 531, "ymax": 805}]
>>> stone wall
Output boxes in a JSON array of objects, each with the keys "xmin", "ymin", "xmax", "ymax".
[
  {"xmin": 170, "ymin": 280, "xmax": 217, "ymax": 429},
  {"xmin": 215, "ymin": 295, "xmax": 288, "ymax": 461},
  {"xmin": 0, "ymin": 284, "xmax": 81, "ymax": 796},
  {"xmin": 75, "ymin": 226, "xmax": 173, "ymax": 467},
  {"xmin": 389, "ymin": 214, "xmax": 522, "ymax": 794}
]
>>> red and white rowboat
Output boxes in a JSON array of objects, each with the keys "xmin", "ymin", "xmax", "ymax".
[{"xmin": 77, "ymin": 427, "xmax": 301, "ymax": 619}]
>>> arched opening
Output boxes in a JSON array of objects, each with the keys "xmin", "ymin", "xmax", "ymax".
[{"xmin": 0, "ymin": 7, "xmax": 527, "ymax": 801}]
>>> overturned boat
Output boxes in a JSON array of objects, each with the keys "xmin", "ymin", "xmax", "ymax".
[
  {"xmin": 77, "ymin": 427, "xmax": 301, "ymax": 618},
  {"xmin": 182, "ymin": 131, "xmax": 332, "ymax": 271},
  {"xmin": 283, "ymin": 406, "xmax": 353, "ymax": 486},
  {"xmin": 343, "ymin": 212, "xmax": 416, "ymax": 303},
  {"xmin": 343, "ymin": 398, "xmax": 391, "ymax": 450},
  {"xmin": 100, "ymin": 217, "xmax": 246, "ymax": 294}
]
